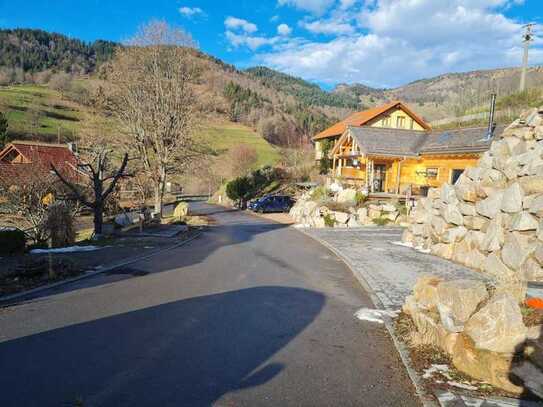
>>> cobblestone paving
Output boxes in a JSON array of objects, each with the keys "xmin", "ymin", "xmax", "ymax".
[{"xmin": 303, "ymin": 226, "xmax": 490, "ymax": 310}]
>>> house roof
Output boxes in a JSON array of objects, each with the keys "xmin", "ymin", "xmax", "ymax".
[
  {"xmin": 419, "ymin": 125, "xmax": 505, "ymax": 155},
  {"xmin": 312, "ymin": 101, "xmax": 431, "ymax": 141},
  {"xmin": 334, "ymin": 125, "xmax": 504, "ymax": 158},
  {"xmin": 0, "ymin": 141, "xmax": 78, "ymax": 180}
]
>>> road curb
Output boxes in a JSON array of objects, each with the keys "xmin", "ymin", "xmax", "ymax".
[
  {"xmin": 294, "ymin": 226, "xmax": 438, "ymax": 407},
  {"xmin": 0, "ymin": 231, "xmax": 203, "ymax": 305}
]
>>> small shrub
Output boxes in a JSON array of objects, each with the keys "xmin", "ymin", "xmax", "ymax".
[
  {"xmin": 44, "ymin": 202, "xmax": 76, "ymax": 248},
  {"xmin": 354, "ymin": 191, "xmax": 367, "ymax": 207},
  {"xmin": 323, "ymin": 214, "xmax": 335, "ymax": 227},
  {"xmin": 372, "ymin": 217, "xmax": 390, "ymax": 226},
  {"xmin": 310, "ymin": 186, "xmax": 330, "ymax": 202},
  {"xmin": 0, "ymin": 229, "xmax": 26, "ymax": 255}
]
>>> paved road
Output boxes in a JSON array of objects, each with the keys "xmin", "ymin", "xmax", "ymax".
[{"xmin": 0, "ymin": 203, "xmax": 420, "ymax": 407}]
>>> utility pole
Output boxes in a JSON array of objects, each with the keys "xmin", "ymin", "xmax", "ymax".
[{"xmin": 520, "ymin": 23, "xmax": 534, "ymax": 92}]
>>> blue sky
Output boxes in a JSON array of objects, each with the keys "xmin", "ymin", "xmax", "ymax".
[{"xmin": 0, "ymin": 0, "xmax": 542, "ymax": 88}]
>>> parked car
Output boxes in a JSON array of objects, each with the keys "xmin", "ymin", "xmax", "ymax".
[{"xmin": 249, "ymin": 195, "xmax": 295, "ymax": 213}]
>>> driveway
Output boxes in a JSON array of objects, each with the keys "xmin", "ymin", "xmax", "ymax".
[
  {"xmin": 303, "ymin": 227, "xmax": 489, "ymax": 310},
  {"xmin": 0, "ymin": 203, "xmax": 420, "ymax": 407}
]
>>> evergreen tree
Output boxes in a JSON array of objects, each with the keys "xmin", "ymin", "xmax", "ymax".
[{"xmin": 0, "ymin": 112, "xmax": 8, "ymax": 148}]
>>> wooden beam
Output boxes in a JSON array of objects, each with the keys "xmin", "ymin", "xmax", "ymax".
[{"xmin": 396, "ymin": 159, "xmax": 402, "ymax": 195}]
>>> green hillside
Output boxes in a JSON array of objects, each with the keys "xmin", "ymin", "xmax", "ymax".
[
  {"xmin": 0, "ymin": 83, "xmax": 280, "ymax": 167},
  {"xmin": 201, "ymin": 122, "xmax": 280, "ymax": 168}
]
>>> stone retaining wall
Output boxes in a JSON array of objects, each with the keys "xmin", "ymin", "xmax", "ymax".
[{"xmin": 403, "ymin": 107, "xmax": 543, "ymax": 286}]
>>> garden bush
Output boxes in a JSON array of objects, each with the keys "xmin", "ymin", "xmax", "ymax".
[
  {"xmin": 323, "ymin": 214, "xmax": 335, "ymax": 227},
  {"xmin": 310, "ymin": 186, "xmax": 330, "ymax": 202},
  {"xmin": 44, "ymin": 202, "xmax": 76, "ymax": 248},
  {"xmin": 0, "ymin": 229, "xmax": 26, "ymax": 255}
]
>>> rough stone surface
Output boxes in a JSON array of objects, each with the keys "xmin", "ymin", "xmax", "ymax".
[
  {"xmin": 510, "ymin": 211, "xmax": 539, "ymax": 231},
  {"xmin": 436, "ymin": 280, "xmax": 488, "ymax": 326},
  {"xmin": 501, "ymin": 232, "xmax": 536, "ymax": 270},
  {"xmin": 441, "ymin": 204, "xmax": 464, "ymax": 226},
  {"xmin": 464, "ymin": 293, "xmax": 527, "ymax": 354},
  {"xmin": 501, "ymin": 182, "xmax": 524, "ymax": 213},
  {"xmin": 336, "ymin": 188, "xmax": 357, "ymax": 204},
  {"xmin": 475, "ymin": 191, "xmax": 504, "ymax": 218}
]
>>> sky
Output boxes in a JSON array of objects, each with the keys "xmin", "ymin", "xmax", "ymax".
[{"xmin": 0, "ymin": 0, "xmax": 542, "ymax": 89}]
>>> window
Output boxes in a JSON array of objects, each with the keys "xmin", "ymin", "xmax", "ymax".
[
  {"xmin": 451, "ymin": 169, "xmax": 464, "ymax": 184},
  {"xmin": 426, "ymin": 168, "xmax": 438, "ymax": 178},
  {"xmin": 382, "ymin": 116, "xmax": 391, "ymax": 127},
  {"xmin": 396, "ymin": 115, "xmax": 406, "ymax": 128},
  {"xmin": 410, "ymin": 119, "xmax": 415, "ymax": 130}
]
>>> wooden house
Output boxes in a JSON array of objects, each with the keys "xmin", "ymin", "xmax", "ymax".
[{"xmin": 314, "ymin": 102, "xmax": 499, "ymax": 196}]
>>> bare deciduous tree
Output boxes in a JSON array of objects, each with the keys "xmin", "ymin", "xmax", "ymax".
[
  {"xmin": 109, "ymin": 20, "xmax": 206, "ymax": 218},
  {"xmin": 0, "ymin": 160, "xmax": 58, "ymax": 243},
  {"xmin": 228, "ymin": 145, "xmax": 258, "ymax": 177},
  {"xmin": 52, "ymin": 147, "xmax": 129, "ymax": 238}
]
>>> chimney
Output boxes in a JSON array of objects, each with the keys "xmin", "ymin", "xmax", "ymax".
[{"xmin": 484, "ymin": 93, "xmax": 497, "ymax": 141}]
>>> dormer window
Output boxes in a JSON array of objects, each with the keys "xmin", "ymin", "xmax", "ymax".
[{"xmin": 396, "ymin": 116, "xmax": 406, "ymax": 128}]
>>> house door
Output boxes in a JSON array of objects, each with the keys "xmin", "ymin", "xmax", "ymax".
[
  {"xmin": 451, "ymin": 169, "xmax": 464, "ymax": 185},
  {"xmin": 373, "ymin": 164, "xmax": 386, "ymax": 192}
]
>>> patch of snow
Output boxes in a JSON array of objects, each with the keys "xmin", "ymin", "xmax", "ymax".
[
  {"xmin": 354, "ymin": 308, "xmax": 399, "ymax": 324},
  {"xmin": 391, "ymin": 241, "xmax": 414, "ymax": 248},
  {"xmin": 447, "ymin": 381, "xmax": 478, "ymax": 391},
  {"xmin": 293, "ymin": 224, "xmax": 309, "ymax": 228},
  {"xmin": 423, "ymin": 364, "xmax": 451, "ymax": 379},
  {"xmin": 30, "ymin": 245, "xmax": 104, "ymax": 254}
]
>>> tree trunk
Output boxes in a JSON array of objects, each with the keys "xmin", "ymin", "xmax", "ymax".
[
  {"xmin": 154, "ymin": 184, "xmax": 163, "ymax": 219},
  {"xmin": 93, "ymin": 204, "xmax": 103, "ymax": 239}
]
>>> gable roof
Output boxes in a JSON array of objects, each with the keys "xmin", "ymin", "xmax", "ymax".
[
  {"xmin": 312, "ymin": 101, "xmax": 431, "ymax": 141},
  {"xmin": 333, "ymin": 125, "xmax": 505, "ymax": 158},
  {"xmin": 0, "ymin": 141, "xmax": 78, "ymax": 179}
]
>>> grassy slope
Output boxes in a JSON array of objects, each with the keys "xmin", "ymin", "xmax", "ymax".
[
  {"xmin": 0, "ymin": 84, "xmax": 84, "ymax": 141},
  {"xmin": 201, "ymin": 122, "xmax": 280, "ymax": 168},
  {"xmin": 0, "ymin": 84, "xmax": 280, "ymax": 167}
]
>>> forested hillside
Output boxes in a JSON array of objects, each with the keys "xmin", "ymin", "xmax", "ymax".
[{"xmin": 0, "ymin": 29, "xmax": 116, "ymax": 83}]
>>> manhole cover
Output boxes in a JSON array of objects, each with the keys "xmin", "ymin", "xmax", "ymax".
[{"xmin": 107, "ymin": 267, "xmax": 149, "ymax": 277}]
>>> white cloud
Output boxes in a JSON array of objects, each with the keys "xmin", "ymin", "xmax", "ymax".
[
  {"xmin": 300, "ymin": 19, "xmax": 355, "ymax": 35},
  {"xmin": 226, "ymin": 31, "xmax": 281, "ymax": 51},
  {"xmin": 277, "ymin": 0, "xmax": 335, "ymax": 15},
  {"xmin": 224, "ymin": 16, "xmax": 258, "ymax": 33},
  {"xmin": 178, "ymin": 6, "xmax": 204, "ymax": 17},
  {"xmin": 277, "ymin": 23, "xmax": 292, "ymax": 36},
  {"xmin": 255, "ymin": 0, "xmax": 543, "ymax": 87}
]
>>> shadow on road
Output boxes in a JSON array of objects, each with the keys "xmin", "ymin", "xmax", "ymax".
[
  {"xmin": 0, "ymin": 286, "xmax": 325, "ymax": 407},
  {"xmin": 3, "ymin": 214, "xmax": 291, "ymax": 305}
]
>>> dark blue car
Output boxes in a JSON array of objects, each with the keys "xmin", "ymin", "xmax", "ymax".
[{"xmin": 249, "ymin": 195, "xmax": 295, "ymax": 213}]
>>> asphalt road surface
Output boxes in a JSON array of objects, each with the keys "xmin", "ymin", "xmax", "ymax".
[{"xmin": 0, "ymin": 202, "xmax": 420, "ymax": 407}]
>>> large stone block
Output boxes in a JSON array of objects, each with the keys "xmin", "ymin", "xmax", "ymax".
[
  {"xmin": 483, "ymin": 252, "xmax": 516, "ymax": 280},
  {"xmin": 452, "ymin": 334, "xmax": 522, "ymax": 394},
  {"xmin": 455, "ymin": 178, "xmax": 478, "ymax": 202},
  {"xmin": 437, "ymin": 280, "xmax": 488, "ymax": 329},
  {"xmin": 431, "ymin": 243, "xmax": 454, "ymax": 260},
  {"xmin": 501, "ymin": 232, "xmax": 536, "ymax": 270},
  {"xmin": 441, "ymin": 226, "xmax": 467, "ymax": 244},
  {"xmin": 431, "ymin": 215, "xmax": 449, "ymax": 236},
  {"xmin": 463, "ymin": 215, "xmax": 487, "ymax": 231},
  {"xmin": 336, "ymin": 188, "xmax": 357, "ymax": 204},
  {"xmin": 522, "ymin": 257, "xmax": 543, "ymax": 282},
  {"xmin": 529, "ymin": 194, "xmax": 543, "ymax": 217},
  {"xmin": 519, "ymin": 176, "xmax": 543, "ymax": 194},
  {"xmin": 459, "ymin": 202, "xmax": 477, "ymax": 216},
  {"xmin": 464, "ymin": 249, "xmax": 487, "ymax": 271},
  {"xmin": 464, "ymin": 292, "xmax": 527, "ymax": 354},
  {"xmin": 440, "ymin": 184, "xmax": 458, "ymax": 204},
  {"xmin": 413, "ymin": 275, "xmax": 442, "ymax": 310},
  {"xmin": 481, "ymin": 216, "xmax": 505, "ymax": 252},
  {"xmin": 476, "ymin": 191, "xmax": 505, "ymax": 218},
  {"xmin": 501, "ymin": 182, "xmax": 524, "ymax": 213},
  {"xmin": 510, "ymin": 211, "xmax": 539, "ymax": 231},
  {"xmin": 441, "ymin": 204, "xmax": 464, "ymax": 226},
  {"xmin": 332, "ymin": 211, "xmax": 350, "ymax": 224}
]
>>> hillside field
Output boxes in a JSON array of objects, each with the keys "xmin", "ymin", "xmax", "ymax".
[{"xmin": 0, "ymin": 84, "xmax": 280, "ymax": 167}]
